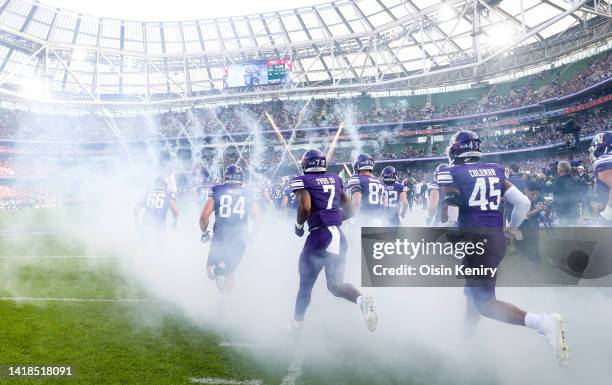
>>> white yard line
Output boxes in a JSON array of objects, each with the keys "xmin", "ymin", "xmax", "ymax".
[
  {"xmin": 218, "ymin": 341, "xmax": 269, "ymax": 349},
  {"xmin": 0, "ymin": 296, "xmax": 153, "ymax": 303},
  {"xmin": 189, "ymin": 377, "xmax": 262, "ymax": 385}
]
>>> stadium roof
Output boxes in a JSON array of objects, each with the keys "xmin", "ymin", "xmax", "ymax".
[{"xmin": 0, "ymin": 0, "xmax": 609, "ymax": 107}]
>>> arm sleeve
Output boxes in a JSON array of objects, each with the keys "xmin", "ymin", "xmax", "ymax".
[
  {"xmin": 504, "ymin": 185, "xmax": 530, "ymax": 229},
  {"xmin": 436, "ymin": 169, "xmax": 454, "ymax": 186},
  {"xmin": 290, "ymin": 177, "xmax": 305, "ymax": 192},
  {"xmin": 348, "ymin": 177, "xmax": 362, "ymax": 194}
]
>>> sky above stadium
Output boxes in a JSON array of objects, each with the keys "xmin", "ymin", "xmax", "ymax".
[{"xmin": 46, "ymin": 0, "xmax": 325, "ymax": 20}]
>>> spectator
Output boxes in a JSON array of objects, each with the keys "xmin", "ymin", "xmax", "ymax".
[{"xmin": 551, "ymin": 161, "xmax": 582, "ymax": 226}]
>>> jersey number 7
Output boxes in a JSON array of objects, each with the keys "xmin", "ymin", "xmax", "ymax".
[{"xmin": 323, "ymin": 184, "xmax": 335, "ymax": 209}]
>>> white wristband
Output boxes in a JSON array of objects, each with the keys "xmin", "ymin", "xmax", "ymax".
[
  {"xmin": 601, "ymin": 205, "xmax": 612, "ymax": 221},
  {"xmin": 295, "ymin": 223, "xmax": 304, "ymax": 229}
]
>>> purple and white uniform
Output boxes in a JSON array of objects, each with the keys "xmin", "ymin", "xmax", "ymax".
[
  {"xmin": 142, "ymin": 189, "xmax": 174, "ymax": 232},
  {"xmin": 436, "ymin": 163, "xmax": 506, "ymax": 230},
  {"xmin": 207, "ymin": 183, "xmax": 252, "ymax": 272},
  {"xmin": 291, "ymin": 172, "xmax": 360, "ymax": 321},
  {"xmin": 437, "ymin": 162, "xmax": 507, "ymax": 301},
  {"xmin": 291, "ymin": 174, "xmax": 344, "ymax": 231},
  {"xmin": 384, "ymin": 181, "xmax": 405, "ymax": 226},
  {"xmin": 348, "ymin": 174, "xmax": 386, "ymax": 220}
]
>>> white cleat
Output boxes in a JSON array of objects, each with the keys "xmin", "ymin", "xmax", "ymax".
[
  {"xmin": 215, "ymin": 274, "xmax": 226, "ymax": 291},
  {"xmin": 538, "ymin": 313, "xmax": 569, "ymax": 367},
  {"xmin": 360, "ymin": 296, "xmax": 378, "ymax": 332},
  {"xmin": 289, "ymin": 320, "xmax": 303, "ymax": 334}
]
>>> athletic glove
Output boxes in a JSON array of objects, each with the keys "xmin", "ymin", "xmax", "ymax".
[
  {"xmin": 294, "ymin": 223, "xmax": 305, "ymax": 237},
  {"xmin": 201, "ymin": 231, "xmax": 212, "ymax": 243}
]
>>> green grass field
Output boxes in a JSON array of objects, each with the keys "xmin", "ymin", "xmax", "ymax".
[
  {"xmin": 0, "ymin": 234, "xmax": 281, "ymax": 385},
  {"xmin": 0, "ymin": 209, "xmax": 451, "ymax": 385}
]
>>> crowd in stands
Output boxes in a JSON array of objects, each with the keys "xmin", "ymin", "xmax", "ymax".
[
  {"xmin": 541, "ymin": 54, "xmax": 611, "ymax": 99},
  {"xmin": 0, "ymin": 185, "xmax": 65, "ymax": 210},
  {"xmin": 0, "ymin": 52, "xmax": 607, "ymax": 143}
]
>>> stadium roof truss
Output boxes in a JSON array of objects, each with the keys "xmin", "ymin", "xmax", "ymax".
[{"xmin": 0, "ymin": 0, "xmax": 608, "ymax": 107}]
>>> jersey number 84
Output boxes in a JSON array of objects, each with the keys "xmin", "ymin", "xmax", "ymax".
[{"xmin": 219, "ymin": 195, "xmax": 246, "ymax": 218}]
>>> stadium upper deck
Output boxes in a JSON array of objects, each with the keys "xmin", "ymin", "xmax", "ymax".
[
  {"xmin": 0, "ymin": 0, "xmax": 609, "ymax": 106},
  {"xmin": 0, "ymin": 49, "xmax": 608, "ymax": 143}
]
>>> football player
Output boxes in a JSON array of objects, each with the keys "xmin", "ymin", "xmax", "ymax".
[
  {"xmin": 134, "ymin": 177, "xmax": 179, "ymax": 238},
  {"xmin": 381, "ymin": 166, "xmax": 408, "ymax": 226},
  {"xmin": 348, "ymin": 153, "xmax": 386, "ymax": 224},
  {"xmin": 437, "ymin": 130, "xmax": 569, "ymax": 366},
  {"xmin": 199, "ymin": 165, "xmax": 260, "ymax": 292},
  {"xmin": 426, "ymin": 164, "xmax": 448, "ymax": 226},
  {"xmin": 271, "ymin": 183, "xmax": 284, "ymax": 215},
  {"xmin": 281, "ymin": 178, "xmax": 299, "ymax": 216},
  {"xmin": 290, "ymin": 149, "xmax": 377, "ymax": 332},
  {"xmin": 590, "ymin": 131, "xmax": 612, "ymax": 223}
]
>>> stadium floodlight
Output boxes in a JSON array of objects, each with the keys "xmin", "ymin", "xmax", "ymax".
[{"xmin": 439, "ymin": 5, "xmax": 456, "ymax": 21}]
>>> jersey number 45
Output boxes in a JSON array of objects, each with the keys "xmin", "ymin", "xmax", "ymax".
[{"xmin": 469, "ymin": 177, "xmax": 501, "ymax": 211}]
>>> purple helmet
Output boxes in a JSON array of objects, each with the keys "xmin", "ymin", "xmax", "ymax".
[
  {"xmin": 224, "ymin": 164, "xmax": 244, "ymax": 184},
  {"xmin": 589, "ymin": 131, "xmax": 612, "ymax": 163},
  {"xmin": 301, "ymin": 149, "xmax": 327, "ymax": 173},
  {"xmin": 354, "ymin": 153, "xmax": 374, "ymax": 172},
  {"xmin": 447, "ymin": 130, "xmax": 481, "ymax": 164},
  {"xmin": 381, "ymin": 166, "xmax": 397, "ymax": 184}
]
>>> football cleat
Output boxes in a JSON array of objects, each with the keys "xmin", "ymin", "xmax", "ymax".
[
  {"xmin": 290, "ymin": 320, "xmax": 303, "ymax": 333},
  {"xmin": 538, "ymin": 313, "xmax": 569, "ymax": 366},
  {"xmin": 360, "ymin": 296, "xmax": 378, "ymax": 332},
  {"xmin": 215, "ymin": 274, "xmax": 226, "ymax": 291}
]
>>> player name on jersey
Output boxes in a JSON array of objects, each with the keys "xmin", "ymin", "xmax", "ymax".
[{"xmin": 468, "ymin": 168, "xmax": 497, "ymax": 177}]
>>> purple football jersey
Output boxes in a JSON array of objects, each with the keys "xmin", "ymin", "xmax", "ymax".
[
  {"xmin": 291, "ymin": 173, "xmax": 344, "ymax": 229},
  {"xmin": 384, "ymin": 181, "xmax": 405, "ymax": 218},
  {"xmin": 437, "ymin": 162, "xmax": 506, "ymax": 229},
  {"xmin": 143, "ymin": 189, "xmax": 173, "ymax": 225},
  {"xmin": 283, "ymin": 187, "xmax": 298, "ymax": 209},
  {"xmin": 348, "ymin": 174, "xmax": 386, "ymax": 214},
  {"xmin": 209, "ymin": 183, "xmax": 251, "ymax": 234}
]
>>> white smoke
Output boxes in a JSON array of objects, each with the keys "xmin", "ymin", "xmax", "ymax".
[{"xmin": 1, "ymin": 104, "xmax": 611, "ymax": 385}]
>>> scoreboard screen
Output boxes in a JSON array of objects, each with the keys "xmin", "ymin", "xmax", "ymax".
[{"xmin": 223, "ymin": 59, "xmax": 292, "ymax": 88}]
